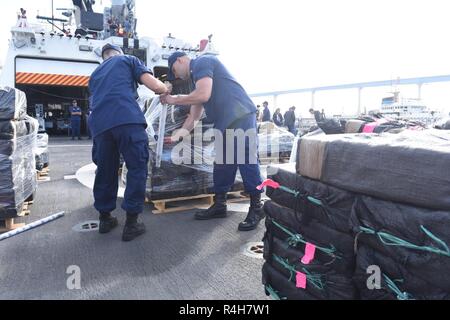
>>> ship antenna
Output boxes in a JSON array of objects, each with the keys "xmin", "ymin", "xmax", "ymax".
[{"xmin": 52, "ymin": 0, "xmax": 54, "ymax": 32}]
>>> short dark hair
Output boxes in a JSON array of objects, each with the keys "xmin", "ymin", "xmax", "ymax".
[
  {"xmin": 263, "ymin": 101, "xmax": 268, "ymax": 105},
  {"xmin": 309, "ymin": 108, "xmax": 314, "ymax": 112}
]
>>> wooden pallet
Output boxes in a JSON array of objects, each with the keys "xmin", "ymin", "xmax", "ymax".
[
  {"xmin": 0, "ymin": 219, "xmax": 25, "ymax": 233},
  {"xmin": 20, "ymin": 201, "xmax": 32, "ymax": 217},
  {"xmin": 37, "ymin": 167, "xmax": 50, "ymax": 181},
  {"xmin": 149, "ymin": 191, "xmax": 249, "ymax": 215},
  {"xmin": 260, "ymin": 157, "xmax": 291, "ymax": 165},
  {"xmin": 0, "ymin": 201, "xmax": 33, "ymax": 233}
]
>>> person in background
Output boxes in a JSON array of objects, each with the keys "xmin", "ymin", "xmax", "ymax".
[
  {"xmin": 284, "ymin": 106, "xmax": 297, "ymax": 135},
  {"xmin": 256, "ymin": 105, "xmax": 262, "ymax": 123},
  {"xmin": 262, "ymin": 101, "xmax": 271, "ymax": 122},
  {"xmin": 70, "ymin": 100, "xmax": 82, "ymax": 140},
  {"xmin": 310, "ymin": 108, "xmax": 325, "ymax": 124},
  {"xmin": 272, "ymin": 108, "xmax": 284, "ymax": 127}
]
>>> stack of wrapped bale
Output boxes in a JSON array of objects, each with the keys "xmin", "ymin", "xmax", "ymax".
[
  {"xmin": 0, "ymin": 87, "xmax": 38, "ymax": 219},
  {"xmin": 258, "ymin": 122, "xmax": 295, "ymax": 161},
  {"xmin": 296, "ymin": 130, "xmax": 450, "ymax": 300},
  {"xmin": 262, "ymin": 164, "xmax": 357, "ymax": 300},
  {"xmin": 143, "ymin": 103, "xmax": 244, "ymax": 200},
  {"xmin": 35, "ymin": 132, "xmax": 50, "ymax": 171}
]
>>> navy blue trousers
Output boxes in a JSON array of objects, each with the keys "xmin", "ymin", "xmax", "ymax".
[
  {"xmin": 92, "ymin": 124, "xmax": 149, "ymax": 215},
  {"xmin": 214, "ymin": 114, "xmax": 263, "ymax": 196},
  {"xmin": 71, "ymin": 119, "xmax": 81, "ymax": 139}
]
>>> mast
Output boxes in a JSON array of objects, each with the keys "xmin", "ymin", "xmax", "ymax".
[{"xmin": 51, "ymin": 0, "xmax": 54, "ymax": 31}]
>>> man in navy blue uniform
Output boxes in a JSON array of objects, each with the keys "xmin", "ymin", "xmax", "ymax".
[
  {"xmin": 70, "ymin": 100, "xmax": 82, "ymax": 140},
  {"xmin": 262, "ymin": 101, "xmax": 271, "ymax": 122},
  {"xmin": 89, "ymin": 43, "xmax": 169, "ymax": 241},
  {"xmin": 161, "ymin": 52, "xmax": 265, "ymax": 231}
]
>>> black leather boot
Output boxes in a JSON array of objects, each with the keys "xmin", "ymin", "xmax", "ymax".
[
  {"xmin": 99, "ymin": 212, "xmax": 119, "ymax": 234},
  {"xmin": 195, "ymin": 193, "xmax": 228, "ymax": 220},
  {"xmin": 122, "ymin": 213, "xmax": 146, "ymax": 242},
  {"xmin": 238, "ymin": 193, "xmax": 266, "ymax": 232}
]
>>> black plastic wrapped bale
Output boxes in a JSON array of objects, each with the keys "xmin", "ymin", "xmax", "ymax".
[
  {"xmin": 0, "ymin": 87, "xmax": 27, "ymax": 121},
  {"xmin": 0, "ymin": 120, "xmax": 29, "ymax": 140},
  {"xmin": 263, "ymin": 230, "xmax": 357, "ymax": 300},
  {"xmin": 434, "ymin": 118, "xmax": 450, "ymax": 130},
  {"xmin": 143, "ymin": 103, "xmax": 243, "ymax": 201},
  {"xmin": 262, "ymin": 262, "xmax": 318, "ymax": 300},
  {"xmin": 266, "ymin": 166, "xmax": 354, "ymax": 233},
  {"xmin": 264, "ymin": 201, "xmax": 355, "ymax": 276},
  {"xmin": 35, "ymin": 149, "xmax": 50, "ymax": 171},
  {"xmin": 297, "ymin": 129, "xmax": 450, "ymax": 210},
  {"xmin": 317, "ymin": 119, "xmax": 345, "ymax": 135},
  {"xmin": 258, "ymin": 122, "xmax": 295, "ymax": 158},
  {"xmin": 0, "ymin": 116, "xmax": 38, "ymax": 219},
  {"xmin": 354, "ymin": 245, "xmax": 450, "ymax": 300},
  {"xmin": 0, "ymin": 119, "xmax": 37, "ymax": 155},
  {"xmin": 35, "ymin": 133, "xmax": 50, "ymax": 170},
  {"xmin": 351, "ymin": 196, "xmax": 450, "ymax": 292}
]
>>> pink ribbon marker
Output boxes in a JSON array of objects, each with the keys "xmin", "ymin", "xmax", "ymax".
[
  {"xmin": 301, "ymin": 243, "xmax": 317, "ymax": 265},
  {"xmin": 362, "ymin": 122, "xmax": 377, "ymax": 133},
  {"xmin": 257, "ymin": 179, "xmax": 280, "ymax": 191},
  {"xmin": 296, "ymin": 272, "xmax": 307, "ymax": 289}
]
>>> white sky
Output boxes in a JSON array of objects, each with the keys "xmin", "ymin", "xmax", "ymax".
[{"xmin": 1, "ymin": 0, "xmax": 450, "ymax": 116}]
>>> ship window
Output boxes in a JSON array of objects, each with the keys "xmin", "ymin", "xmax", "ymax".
[
  {"xmin": 122, "ymin": 47, "xmax": 147, "ymax": 65},
  {"xmin": 153, "ymin": 66, "xmax": 169, "ymax": 81}
]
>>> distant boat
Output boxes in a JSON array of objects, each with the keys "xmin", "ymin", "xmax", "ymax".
[{"xmin": 377, "ymin": 91, "xmax": 440, "ymax": 123}]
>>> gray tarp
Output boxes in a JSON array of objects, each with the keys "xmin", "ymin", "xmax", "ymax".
[{"xmin": 297, "ymin": 130, "xmax": 450, "ymax": 210}]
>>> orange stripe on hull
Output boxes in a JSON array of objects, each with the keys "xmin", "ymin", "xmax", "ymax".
[{"xmin": 16, "ymin": 72, "xmax": 90, "ymax": 87}]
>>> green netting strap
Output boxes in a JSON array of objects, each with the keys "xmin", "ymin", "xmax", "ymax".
[
  {"xmin": 360, "ymin": 225, "xmax": 450, "ymax": 258},
  {"xmin": 383, "ymin": 275, "xmax": 414, "ymax": 301},
  {"xmin": 277, "ymin": 185, "xmax": 324, "ymax": 207},
  {"xmin": 265, "ymin": 285, "xmax": 286, "ymax": 300},
  {"xmin": 272, "ymin": 254, "xmax": 325, "ymax": 290},
  {"xmin": 270, "ymin": 217, "xmax": 340, "ymax": 258}
]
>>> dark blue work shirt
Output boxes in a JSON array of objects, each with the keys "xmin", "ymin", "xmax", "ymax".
[
  {"xmin": 190, "ymin": 55, "xmax": 256, "ymax": 132},
  {"xmin": 70, "ymin": 106, "xmax": 82, "ymax": 121},
  {"xmin": 88, "ymin": 55, "xmax": 151, "ymax": 137},
  {"xmin": 262, "ymin": 107, "xmax": 271, "ymax": 122}
]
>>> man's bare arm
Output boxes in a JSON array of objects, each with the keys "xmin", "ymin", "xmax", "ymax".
[
  {"xmin": 161, "ymin": 77, "xmax": 212, "ymax": 106},
  {"xmin": 140, "ymin": 73, "xmax": 169, "ymax": 95}
]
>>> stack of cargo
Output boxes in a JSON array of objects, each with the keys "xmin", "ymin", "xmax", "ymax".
[
  {"xmin": 125, "ymin": 77, "xmax": 294, "ymax": 201},
  {"xmin": 35, "ymin": 132, "xmax": 50, "ymax": 171},
  {"xmin": 262, "ymin": 164, "xmax": 357, "ymax": 300},
  {"xmin": 293, "ymin": 130, "xmax": 450, "ymax": 300},
  {"xmin": 0, "ymin": 87, "xmax": 38, "ymax": 219},
  {"xmin": 143, "ymin": 103, "xmax": 244, "ymax": 201},
  {"xmin": 258, "ymin": 122, "xmax": 295, "ymax": 161},
  {"xmin": 343, "ymin": 117, "xmax": 422, "ymax": 134}
]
